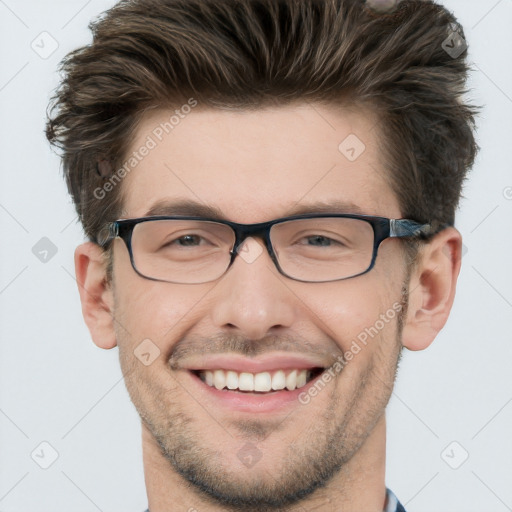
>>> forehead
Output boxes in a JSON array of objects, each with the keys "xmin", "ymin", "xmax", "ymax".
[{"xmin": 120, "ymin": 103, "xmax": 401, "ymax": 221}]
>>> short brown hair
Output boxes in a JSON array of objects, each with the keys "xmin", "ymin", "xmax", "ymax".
[{"xmin": 46, "ymin": 0, "xmax": 478, "ymax": 246}]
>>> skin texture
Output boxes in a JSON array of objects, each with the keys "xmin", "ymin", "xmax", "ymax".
[{"xmin": 75, "ymin": 103, "xmax": 462, "ymax": 511}]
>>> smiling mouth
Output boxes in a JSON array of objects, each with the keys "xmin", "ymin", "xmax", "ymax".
[{"xmin": 191, "ymin": 368, "xmax": 325, "ymax": 393}]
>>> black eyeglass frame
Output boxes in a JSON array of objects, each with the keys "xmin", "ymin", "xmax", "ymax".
[{"xmin": 98, "ymin": 213, "xmax": 438, "ymax": 284}]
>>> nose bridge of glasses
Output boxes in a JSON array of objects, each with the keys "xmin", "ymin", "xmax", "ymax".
[{"xmin": 230, "ymin": 222, "xmax": 276, "ymax": 261}]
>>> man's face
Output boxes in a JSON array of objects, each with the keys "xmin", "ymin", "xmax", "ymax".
[{"xmin": 111, "ymin": 103, "xmax": 409, "ymax": 508}]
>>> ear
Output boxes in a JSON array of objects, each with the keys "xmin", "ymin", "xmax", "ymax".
[
  {"xmin": 74, "ymin": 242, "xmax": 117, "ymax": 349},
  {"xmin": 401, "ymin": 227, "xmax": 462, "ymax": 351}
]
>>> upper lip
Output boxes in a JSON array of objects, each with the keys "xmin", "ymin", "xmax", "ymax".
[{"xmin": 178, "ymin": 353, "xmax": 330, "ymax": 373}]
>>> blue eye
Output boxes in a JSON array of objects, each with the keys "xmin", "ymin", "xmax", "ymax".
[{"xmin": 304, "ymin": 235, "xmax": 336, "ymax": 247}]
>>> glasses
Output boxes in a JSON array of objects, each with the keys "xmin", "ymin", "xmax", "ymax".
[{"xmin": 98, "ymin": 214, "xmax": 435, "ymax": 284}]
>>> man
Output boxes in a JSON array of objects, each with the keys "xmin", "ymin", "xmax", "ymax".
[{"xmin": 46, "ymin": 0, "xmax": 477, "ymax": 510}]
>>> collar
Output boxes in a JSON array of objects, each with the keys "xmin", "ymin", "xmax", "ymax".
[{"xmin": 384, "ymin": 487, "xmax": 406, "ymax": 512}]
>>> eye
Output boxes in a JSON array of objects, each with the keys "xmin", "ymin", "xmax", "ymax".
[
  {"xmin": 173, "ymin": 234, "xmax": 203, "ymax": 246},
  {"xmin": 296, "ymin": 234, "xmax": 346, "ymax": 248},
  {"xmin": 303, "ymin": 235, "xmax": 337, "ymax": 247},
  {"xmin": 159, "ymin": 233, "xmax": 213, "ymax": 250}
]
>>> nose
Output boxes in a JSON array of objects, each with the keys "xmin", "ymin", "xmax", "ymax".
[{"xmin": 209, "ymin": 237, "xmax": 297, "ymax": 340}]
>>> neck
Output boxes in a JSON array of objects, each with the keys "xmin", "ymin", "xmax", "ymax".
[{"xmin": 143, "ymin": 414, "xmax": 388, "ymax": 512}]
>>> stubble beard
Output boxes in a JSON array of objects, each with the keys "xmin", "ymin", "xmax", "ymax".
[{"xmin": 116, "ymin": 284, "xmax": 408, "ymax": 511}]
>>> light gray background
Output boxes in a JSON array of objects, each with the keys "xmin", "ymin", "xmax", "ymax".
[{"xmin": 0, "ymin": 1, "xmax": 511, "ymax": 511}]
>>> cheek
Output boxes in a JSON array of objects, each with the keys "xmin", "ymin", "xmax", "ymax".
[
  {"xmin": 113, "ymin": 270, "xmax": 217, "ymax": 358},
  {"xmin": 299, "ymin": 269, "xmax": 404, "ymax": 354},
  {"xmin": 112, "ymin": 241, "xmax": 213, "ymax": 346}
]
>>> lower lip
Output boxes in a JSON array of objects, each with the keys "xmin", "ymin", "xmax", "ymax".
[{"xmin": 187, "ymin": 371, "xmax": 321, "ymax": 413}]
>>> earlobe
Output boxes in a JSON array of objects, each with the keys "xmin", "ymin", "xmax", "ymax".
[
  {"xmin": 401, "ymin": 227, "xmax": 462, "ymax": 351},
  {"xmin": 74, "ymin": 242, "xmax": 117, "ymax": 350}
]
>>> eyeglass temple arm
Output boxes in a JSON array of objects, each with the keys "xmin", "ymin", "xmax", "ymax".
[
  {"xmin": 97, "ymin": 222, "xmax": 119, "ymax": 246},
  {"xmin": 389, "ymin": 219, "xmax": 436, "ymax": 238}
]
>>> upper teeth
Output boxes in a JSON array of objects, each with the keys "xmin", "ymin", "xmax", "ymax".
[{"xmin": 199, "ymin": 369, "xmax": 311, "ymax": 392}]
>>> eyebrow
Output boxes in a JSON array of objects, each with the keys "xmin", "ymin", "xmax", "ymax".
[
  {"xmin": 287, "ymin": 200, "xmax": 365, "ymax": 216},
  {"xmin": 142, "ymin": 199, "xmax": 366, "ymax": 220},
  {"xmin": 144, "ymin": 199, "xmax": 227, "ymax": 219}
]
